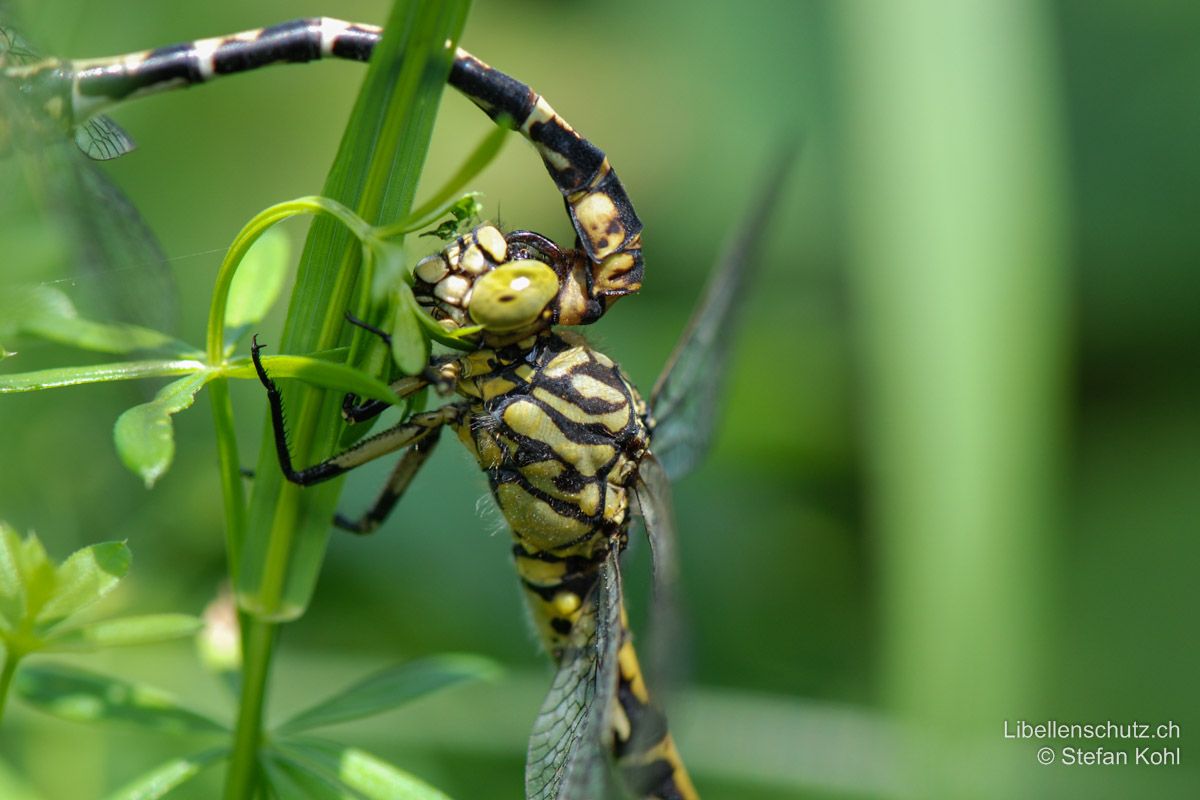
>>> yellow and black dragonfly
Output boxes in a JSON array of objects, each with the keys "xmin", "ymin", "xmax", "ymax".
[
  {"xmin": 249, "ymin": 168, "xmax": 793, "ymax": 799},
  {"xmin": 5, "ymin": 15, "xmax": 795, "ymax": 797}
]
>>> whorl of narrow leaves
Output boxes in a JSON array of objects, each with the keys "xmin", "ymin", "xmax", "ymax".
[
  {"xmin": 15, "ymin": 663, "xmax": 226, "ymax": 734},
  {"xmin": 0, "ymin": 525, "xmax": 200, "ymax": 661}
]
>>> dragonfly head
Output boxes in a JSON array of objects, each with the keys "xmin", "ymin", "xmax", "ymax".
[{"xmin": 413, "ymin": 225, "xmax": 610, "ymax": 342}]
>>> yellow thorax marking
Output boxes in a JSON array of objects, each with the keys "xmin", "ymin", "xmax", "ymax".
[
  {"xmin": 495, "ymin": 482, "xmax": 591, "ymax": 546},
  {"xmin": 501, "ymin": 400, "xmax": 616, "ymax": 477}
]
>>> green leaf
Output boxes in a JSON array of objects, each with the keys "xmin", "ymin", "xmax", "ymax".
[
  {"xmin": 0, "ymin": 524, "xmax": 27, "ymax": 628},
  {"xmin": 369, "ymin": 239, "xmax": 409, "ymax": 302},
  {"xmin": 411, "ymin": 305, "xmax": 481, "ymax": 352},
  {"xmin": 224, "ymin": 227, "xmax": 291, "ymax": 341},
  {"xmin": 0, "ymin": 359, "xmax": 208, "ymax": 393},
  {"xmin": 0, "ymin": 285, "xmax": 73, "ymax": 337},
  {"xmin": 45, "ymin": 613, "xmax": 202, "ymax": 652},
  {"xmin": 261, "ymin": 751, "xmax": 349, "ymax": 800},
  {"xmin": 102, "ymin": 747, "xmax": 227, "ymax": 800},
  {"xmin": 390, "ymin": 285, "xmax": 430, "ymax": 376},
  {"xmin": 114, "ymin": 371, "xmax": 211, "ymax": 488},
  {"xmin": 0, "ymin": 285, "xmax": 198, "ymax": 357},
  {"xmin": 273, "ymin": 740, "xmax": 453, "ymax": 800},
  {"xmin": 35, "ymin": 541, "xmax": 130, "ymax": 629},
  {"xmin": 26, "ymin": 317, "xmax": 195, "ymax": 358},
  {"xmin": 276, "ymin": 654, "xmax": 498, "ymax": 735},
  {"xmin": 15, "ymin": 663, "xmax": 227, "ymax": 734},
  {"xmin": 381, "ymin": 121, "xmax": 507, "ymax": 238},
  {"xmin": 4, "ymin": 532, "xmax": 56, "ymax": 632},
  {"xmin": 415, "ymin": 193, "xmax": 484, "ymax": 243},
  {"xmin": 228, "ymin": 354, "xmax": 399, "ymax": 406}
]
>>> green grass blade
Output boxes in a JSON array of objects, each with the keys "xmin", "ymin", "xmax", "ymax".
[
  {"xmin": 238, "ymin": 0, "xmax": 473, "ymax": 620},
  {"xmin": 379, "ymin": 123, "xmax": 509, "ymax": 237}
]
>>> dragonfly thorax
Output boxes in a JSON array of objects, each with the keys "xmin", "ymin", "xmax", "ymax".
[{"xmin": 452, "ymin": 332, "xmax": 650, "ymax": 559}]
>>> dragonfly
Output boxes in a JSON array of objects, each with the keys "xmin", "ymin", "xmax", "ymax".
[
  {"xmin": 5, "ymin": 15, "xmax": 794, "ymax": 798},
  {"xmin": 0, "ymin": 17, "xmax": 176, "ymax": 335},
  {"xmin": 251, "ymin": 161, "xmax": 792, "ymax": 797}
]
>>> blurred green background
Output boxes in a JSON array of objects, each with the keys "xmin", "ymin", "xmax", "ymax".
[{"xmin": 1, "ymin": 1, "xmax": 1196, "ymax": 798}]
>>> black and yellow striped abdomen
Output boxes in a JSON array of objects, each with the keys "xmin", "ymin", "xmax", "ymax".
[{"xmin": 454, "ymin": 332, "xmax": 697, "ymax": 799}]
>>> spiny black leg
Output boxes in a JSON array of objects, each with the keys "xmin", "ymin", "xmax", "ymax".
[
  {"xmin": 335, "ymin": 427, "xmax": 443, "ymax": 535},
  {"xmin": 251, "ymin": 336, "xmax": 347, "ymax": 486},
  {"xmin": 341, "ymin": 374, "xmax": 437, "ymax": 425},
  {"xmin": 344, "ymin": 310, "xmax": 391, "ymax": 345},
  {"xmin": 341, "ymin": 308, "xmax": 392, "ymax": 423},
  {"xmin": 341, "ymin": 311, "xmax": 391, "ymax": 422},
  {"xmin": 342, "ymin": 394, "xmax": 393, "ymax": 425},
  {"xmin": 252, "ymin": 335, "xmax": 461, "ymax": 489},
  {"xmin": 343, "ymin": 364, "xmax": 456, "ymax": 425}
]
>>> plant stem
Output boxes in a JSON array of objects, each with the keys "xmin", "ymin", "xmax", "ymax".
[
  {"xmin": 0, "ymin": 651, "xmax": 19, "ymax": 724},
  {"xmin": 837, "ymin": 1, "xmax": 1067, "ymax": 796},
  {"xmin": 222, "ymin": 618, "xmax": 275, "ymax": 800}
]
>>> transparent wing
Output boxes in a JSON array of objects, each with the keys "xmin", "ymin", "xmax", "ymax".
[
  {"xmin": 74, "ymin": 115, "xmax": 137, "ymax": 161},
  {"xmin": 526, "ymin": 543, "xmax": 623, "ymax": 800},
  {"xmin": 634, "ymin": 453, "xmax": 680, "ymax": 628},
  {"xmin": 68, "ymin": 158, "xmax": 176, "ymax": 331},
  {"xmin": 650, "ymin": 142, "xmax": 801, "ymax": 481},
  {"xmin": 1, "ymin": 19, "xmax": 176, "ymax": 333},
  {"xmin": 1, "ymin": 22, "xmax": 138, "ymax": 161},
  {"xmin": 633, "ymin": 452, "xmax": 686, "ymax": 693},
  {"xmin": 0, "ymin": 19, "xmax": 39, "ymax": 65}
]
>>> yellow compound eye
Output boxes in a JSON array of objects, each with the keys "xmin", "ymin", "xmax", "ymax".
[{"xmin": 468, "ymin": 261, "xmax": 558, "ymax": 332}]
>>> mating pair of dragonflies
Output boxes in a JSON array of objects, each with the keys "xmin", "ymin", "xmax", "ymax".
[{"xmin": 2, "ymin": 15, "xmax": 791, "ymax": 800}]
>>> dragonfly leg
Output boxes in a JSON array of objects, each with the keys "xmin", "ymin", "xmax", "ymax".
[
  {"xmin": 339, "ymin": 311, "xmax": 400, "ymax": 423},
  {"xmin": 334, "ymin": 427, "xmax": 443, "ymax": 535},
  {"xmin": 251, "ymin": 336, "xmax": 463, "ymax": 485},
  {"xmin": 340, "ymin": 373, "xmax": 429, "ymax": 424},
  {"xmin": 339, "ymin": 312, "xmax": 465, "ymax": 423},
  {"xmin": 343, "ymin": 310, "xmax": 392, "ymax": 345}
]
